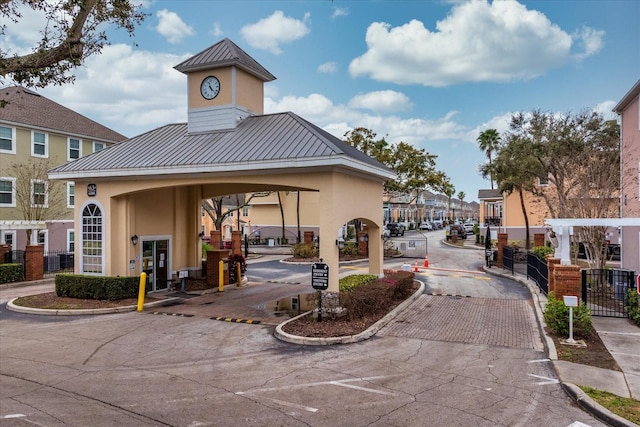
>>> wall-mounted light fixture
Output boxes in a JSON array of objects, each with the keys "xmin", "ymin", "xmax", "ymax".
[
  {"xmin": 624, "ymin": 194, "xmax": 628, "ymax": 206},
  {"xmin": 199, "ymin": 231, "xmax": 205, "ymax": 239},
  {"xmin": 313, "ymin": 236, "xmax": 319, "ymax": 248},
  {"xmin": 336, "ymin": 237, "xmax": 345, "ymax": 249},
  {"xmin": 131, "ymin": 234, "xmax": 139, "ymax": 246}
]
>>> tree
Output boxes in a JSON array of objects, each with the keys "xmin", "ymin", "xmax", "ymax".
[
  {"xmin": 1, "ymin": 0, "xmax": 147, "ymax": 89},
  {"xmin": 477, "ymin": 129, "xmax": 501, "ymax": 190},
  {"xmin": 10, "ymin": 158, "xmax": 68, "ymax": 245},
  {"xmin": 344, "ymin": 127, "xmax": 448, "ymax": 203},
  {"xmin": 202, "ymin": 192, "xmax": 269, "ymax": 246},
  {"xmin": 439, "ymin": 180, "xmax": 455, "ymax": 222},
  {"xmin": 499, "ymin": 110, "xmax": 620, "ymax": 267},
  {"xmin": 457, "ymin": 191, "xmax": 465, "ymax": 219}
]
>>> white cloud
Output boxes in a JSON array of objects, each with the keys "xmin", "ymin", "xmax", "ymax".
[
  {"xmin": 317, "ymin": 62, "xmax": 338, "ymax": 74},
  {"xmin": 594, "ymin": 100, "xmax": 617, "ymax": 120},
  {"xmin": 332, "ymin": 8, "xmax": 349, "ymax": 19},
  {"xmin": 349, "ymin": 0, "xmax": 600, "ymax": 87},
  {"xmin": 210, "ymin": 23, "xmax": 224, "ymax": 37},
  {"xmin": 156, "ymin": 9, "xmax": 195, "ymax": 44},
  {"xmin": 573, "ymin": 26, "xmax": 605, "ymax": 60},
  {"xmin": 348, "ymin": 90, "xmax": 413, "ymax": 113},
  {"xmin": 40, "ymin": 44, "xmax": 189, "ymax": 137},
  {"xmin": 240, "ymin": 11, "xmax": 311, "ymax": 54}
]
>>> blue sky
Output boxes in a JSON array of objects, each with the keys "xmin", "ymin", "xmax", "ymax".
[{"xmin": 3, "ymin": 0, "xmax": 639, "ymax": 202}]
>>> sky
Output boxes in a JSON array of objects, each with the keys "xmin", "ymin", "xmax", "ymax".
[{"xmin": 3, "ymin": 0, "xmax": 639, "ymax": 202}]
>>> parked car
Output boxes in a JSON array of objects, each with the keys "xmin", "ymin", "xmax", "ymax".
[
  {"xmin": 419, "ymin": 222, "xmax": 433, "ymax": 231},
  {"xmin": 386, "ymin": 223, "xmax": 405, "ymax": 237},
  {"xmin": 463, "ymin": 222, "xmax": 475, "ymax": 234}
]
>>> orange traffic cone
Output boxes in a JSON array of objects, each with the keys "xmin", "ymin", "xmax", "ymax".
[
  {"xmin": 423, "ymin": 254, "xmax": 429, "ymax": 268},
  {"xmin": 413, "ymin": 261, "xmax": 419, "ymax": 272}
]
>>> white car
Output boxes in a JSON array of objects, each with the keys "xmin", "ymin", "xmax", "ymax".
[
  {"xmin": 463, "ymin": 223, "xmax": 475, "ymax": 233},
  {"xmin": 419, "ymin": 222, "xmax": 433, "ymax": 231}
]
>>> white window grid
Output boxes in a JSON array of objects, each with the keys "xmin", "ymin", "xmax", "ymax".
[
  {"xmin": 30, "ymin": 179, "xmax": 48, "ymax": 207},
  {"xmin": 68, "ymin": 137, "xmax": 81, "ymax": 160},
  {"xmin": 67, "ymin": 182, "xmax": 75, "ymax": 208},
  {"xmin": 0, "ymin": 177, "xmax": 16, "ymax": 207},
  {"xmin": 0, "ymin": 126, "xmax": 16, "ymax": 154},
  {"xmin": 82, "ymin": 203, "xmax": 103, "ymax": 274},
  {"xmin": 67, "ymin": 229, "xmax": 75, "ymax": 252},
  {"xmin": 31, "ymin": 131, "xmax": 48, "ymax": 158},
  {"xmin": 93, "ymin": 142, "xmax": 105, "ymax": 152},
  {"xmin": 1, "ymin": 230, "xmax": 16, "ymax": 246}
]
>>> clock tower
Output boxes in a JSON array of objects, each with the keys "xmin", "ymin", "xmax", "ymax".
[{"xmin": 174, "ymin": 38, "xmax": 276, "ymax": 133}]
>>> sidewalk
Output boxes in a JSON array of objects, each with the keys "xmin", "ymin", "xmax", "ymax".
[{"xmin": 484, "ymin": 265, "xmax": 640, "ymax": 427}]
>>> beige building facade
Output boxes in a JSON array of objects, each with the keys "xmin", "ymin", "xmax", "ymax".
[{"xmin": 49, "ymin": 39, "xmax": 393, "ymax": 292}]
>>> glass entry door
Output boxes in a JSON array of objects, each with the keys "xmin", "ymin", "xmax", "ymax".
[{"xmin": 142, "ymin": 239, "xmax": 169, "ymax": 291}]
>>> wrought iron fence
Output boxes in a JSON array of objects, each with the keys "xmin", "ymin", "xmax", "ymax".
[
  {"xmin": 4, "ymin": 250, "xmax": 25, "ymax": 265},
  {"xmin": 43, "ymin": 250, "xmax": 74, "ymax": 276},
  {"xmin": 526, "ymin": 252, "xmax": 548, "ymax": 294},
  {"xmin": 581, "ymin": 268, "xmax": 635, "ymax": 318},
  {"xmin": 503, "ymin": 246, "xmax": 514, "ymax": 274}
]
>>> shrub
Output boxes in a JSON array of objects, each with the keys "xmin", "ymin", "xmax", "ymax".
[
  {"xmin": 55, "ymin": 274, "xmax": 141, "ymax": 300},
  {"xmin": 291, "ymin": 243, "xmax": 318, "ymax": 259},
  {"xmin": 202, "ymin": 242, "xmax": 213, "ymax": 258},
  {"xmin": 532, "ymin": 245, "xmax": 554, "ymax": 259},
  {"xmin": 339, "ymin": 274, "xmax": 377, "ymax": 292},
  {"xmin": 339, "ymin": 242, "xmax": 361, "ymax": 256},
  {"xmin": 227, "ymin": 254, "xmax": 247, "ymax": 284},
  {"xmin": 626, "ymin": 289, "xmax": 640, "ymax": 327},
  {"xmin": 544, "ymin": 292, "xmax": 592, "ymax": 338},
  {"xmin": 339, "ymin": 271, "xmax": 415, "ymax": 320},
  {"xmin": 0, "ymin": 263, "xmax": 24, "ymax": 283}
]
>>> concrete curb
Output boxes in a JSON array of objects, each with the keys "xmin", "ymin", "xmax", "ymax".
[
  {"xmin": 274, "ymin": 280, "xmax": 426, "ymax": 345},
  {"xmin": 6, "ymin": 297, "xmax": 182, "ymax": 316},
  {"xmin": 561, "ymin": 383, "xmax": 639, "ymax": 427}
]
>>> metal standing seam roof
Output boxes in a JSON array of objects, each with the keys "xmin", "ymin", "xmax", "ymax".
[
  {"xmin": 0, "ymin": 86, "xmax": 127, "ymax": 142},
  {"xmin": 48, "ymin": 111, "xmax": 395, "ymax": 181},
  {"xmin": 174, "ymin": 38, "xmax": 276, "ymax": 82}
]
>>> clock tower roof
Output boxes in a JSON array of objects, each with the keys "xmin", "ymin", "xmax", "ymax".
[{"xmin": 174, "ymin": 38, "xmax": 276, "ymax": 82}]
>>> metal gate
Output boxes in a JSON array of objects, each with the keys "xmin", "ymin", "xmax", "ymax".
[
  {"xmin": 581, "ymin": 269, "xmax": 635, "ymax": 317},
  {"xmin": 388, "ymin": 237, "xmax": 427, "ymax": 259}
]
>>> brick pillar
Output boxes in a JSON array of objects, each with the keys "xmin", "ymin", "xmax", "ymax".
[
  {"xmin": 25, "ymin": 245, "xmax": 44, "ymax": 281},
  {"xmin": 553, "ymin": 264, "xmax": 581, "ymax": 300},
  {"xmin": 210, "ymin": 230, "xmax": 222, "ymax": 249},
  {"xmin": 534, "ymin": 233, "xmax": 545, "ymax": 248},
  {"xmin": 497, "ymin": 233, "xmax": 508, "ymax": 268},
  {"xmin": 357, "ymin": 231, "xmax": 369, "ymax": 256},
  {"xmin": 0, "ymin": 244, "xmax": 10, "ymax": 264},
  {"xmin": 231, "ymin": 231, "xmax": 242, "ymax": 256},
  {"xmin": 547, "ymin": 257, "xmax": 561, "ymax": 294},
  {"xmin": 303, "ymin": 231, "xmax": 314, "ymax": 246},
  {"xmin": 206, "ymin": 249, "xmax": 231, "ymax": 287}
]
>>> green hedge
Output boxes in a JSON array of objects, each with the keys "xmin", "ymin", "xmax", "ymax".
[
  {"xmin": 0, "ymin": 263, "xmax": 25, "ymax": 283},
  {"xmin": 55, "ymin": 274, "xmax": 143, "ymax": 300}
]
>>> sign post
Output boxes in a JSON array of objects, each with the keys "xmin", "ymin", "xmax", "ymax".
[
  {"xmin": 311, "ymin": 260, "xmax": 329, "ymax": 322},
  {"xmin": 563, "ymin": 295, "xmax": 578, "ymax": 344}
]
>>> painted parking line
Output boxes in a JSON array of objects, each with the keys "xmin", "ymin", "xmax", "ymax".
[{"xmin": 211, "ymin": 316, "xmax": 261, "ymax": 324}]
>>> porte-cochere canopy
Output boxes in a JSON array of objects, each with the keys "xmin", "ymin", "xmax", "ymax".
[{"xmin": 49, "ymin": 111, "xmax": 395, "ymax": 292}]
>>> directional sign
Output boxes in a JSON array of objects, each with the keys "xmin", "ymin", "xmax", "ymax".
[{"xmin": 311, "ymin": 262, "xmax": 329, "ymax": 290}]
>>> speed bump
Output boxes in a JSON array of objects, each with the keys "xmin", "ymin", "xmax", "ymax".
[{"xmin": 211, "ymin": 316, "xmax": 261, "ymax": 324}]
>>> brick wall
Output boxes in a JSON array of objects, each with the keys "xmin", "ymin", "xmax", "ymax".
[{"xmin": 25, "ymin": 245, "xmax": 44, "ymax": 281}]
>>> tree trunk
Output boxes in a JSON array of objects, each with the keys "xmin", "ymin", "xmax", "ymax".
[{"xmin": 518, "ymin": 189, "xmax": 530, "ymax": 249}]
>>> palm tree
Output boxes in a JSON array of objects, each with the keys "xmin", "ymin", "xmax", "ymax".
[
  {"xmin": 457, "ymin": 191, "xmax": 465, "ymax": 220},
  {"xmin": 477, "ymin": 129, "xmax": 501, "ymax": 190}
]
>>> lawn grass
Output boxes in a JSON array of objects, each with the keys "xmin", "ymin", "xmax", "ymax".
[{"xmin": 579, "ymin": 386, "xmax": 640, "ymax": 424}]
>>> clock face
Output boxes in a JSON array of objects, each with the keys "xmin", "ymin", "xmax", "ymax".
[{"xmin": 200, "ymin": 76, "xmax": 220, "ymax": 100}]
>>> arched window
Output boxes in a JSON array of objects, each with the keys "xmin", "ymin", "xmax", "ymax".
[{"xmin": 81, "ymin": 203, "xmax": 103, "ymax": 273}]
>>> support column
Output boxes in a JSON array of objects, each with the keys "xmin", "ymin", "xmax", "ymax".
[
  {"xmin": 534, "ymin": 233, "xmax": 545, "ymax": 248},
  {"xmin": 206, "ymin": 249, "xmax": 230, "ymax": 287},
  {"xmin": 497, "ymin": 233, "xmax": 508, "ymax": 268},
  {"xmin": 231, "ymin": 231, "xmax": 242, "ymax": 256},
  {"xmin": 25, "ymin": 245, "xmax": 44, "ymax": 281},
  {"xmin": 0, "ymin": 244, "xmax": 10, "ymax": 264},
  {"xmin": 303, "ymin": 231, "xmax": 314, "ymax": 246},
  {"xmin": 547, "ymin": 257, "xmax": 561, "ymax": 294},
  {"xmin": 553, "ymin": 264, "xmax": 581, "ymax": 300}
]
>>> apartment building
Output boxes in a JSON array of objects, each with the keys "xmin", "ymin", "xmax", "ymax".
[{"xmin": 0, "ymin": 86, "xmax": 126, "ymax": 251}]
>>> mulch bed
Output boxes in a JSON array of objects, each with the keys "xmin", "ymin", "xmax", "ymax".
[
  {"xmin": 547, "ymin": 326, "xmax": 621, "ymax": 371},
  {"xmin": 12, "ymin": 292, "xmax": 158, "ymax": 310}
]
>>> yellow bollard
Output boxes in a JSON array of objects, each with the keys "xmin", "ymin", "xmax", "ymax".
[
  {"xmin": 218, "ymin": 260, "xmax": 224, "ymax": 292},
  {"xmin": 236, "ymin": 262, "xmax": 242, "ymax": 287},
  {"xmin": 137, "ymin": 272, "xmax": 147, "ymax": 312}
]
